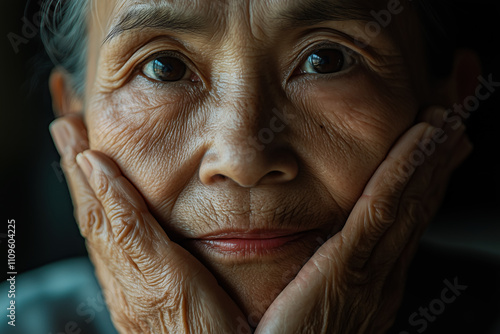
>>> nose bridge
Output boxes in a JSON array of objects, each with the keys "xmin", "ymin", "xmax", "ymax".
[
  {"xmin": 216, "ymin": 60, "xmax": 277, "ymax": 140},
  {"xmin": 213, "ymin": 80, "xmax": 272, "ymax": 170},
  {"xmin": 199, "ymin": 52, "xmax": 298, "ymax": 188}
]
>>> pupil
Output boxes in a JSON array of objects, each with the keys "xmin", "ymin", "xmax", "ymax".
[
  {"xmin": 153, "ymin": 57, "xmax": 187, "ymax": 81},
  {"xmin": 309, "ymin": 49, "xmax": 344, "ymax": 74}
]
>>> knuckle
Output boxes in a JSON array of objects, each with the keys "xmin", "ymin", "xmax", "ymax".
[
  {"xmin": 367, "ymin": 197, "xmax": 398, "ymax": 230},
  {"xmin": 110, "ymin": 209, "xmax": 143, "ymax": 249},
  {"xmin": 76, "ymin": 204, "xmax": 107, "ymax": 239},
  {"xmin": 60, "ymin": 155, "xmax": 78, "ymax": 175},
  {"xmin": 92, "ymin": 170, "xmax": 112, "ymax": 199}
]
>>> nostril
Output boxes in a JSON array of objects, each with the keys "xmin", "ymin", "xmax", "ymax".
[
  {"xmin": 199, "ymin": 148, "xmax": 298, "ymax": 187},
  {"xmin": 213, "ymin": 174, "xmax": 227, "ymax": 182},
  {"xmin": 262, "ymin": 170, "xmax": 287, "ymax": 184},
  {"xmin": 268, "ymin": 171, "xmax": 283, "ymax": 178}
]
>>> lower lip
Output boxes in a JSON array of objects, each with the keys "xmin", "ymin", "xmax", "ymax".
[{"xmin": 189, "ymin": 232, "xmax": 316, "ymax": 257}]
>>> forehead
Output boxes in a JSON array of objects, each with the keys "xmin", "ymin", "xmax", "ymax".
[
  {"xmin": 87, "ymin": 0, "xmax": 425, "ymax": 87},
  {"xmin": 103, "ymin": 0, "xmax": 383, "ymax": 16},
  {"xmin": 94, "ymin": 0, "xmax": 392, "ymax": 40}
]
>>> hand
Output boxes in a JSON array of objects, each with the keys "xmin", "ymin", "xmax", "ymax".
[
  {"xmin": 50, "ymin": 115, "xmax": 251, "ymax": 334},
  {"xmin": 255, "ymin": 107, "xmax": 472, "ymax": 334}
]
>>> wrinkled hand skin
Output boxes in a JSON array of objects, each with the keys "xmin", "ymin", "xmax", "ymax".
[
  {"xmin": 50, "ymin": 115, "xmax": 251, "ymax": 334},
  {"xmin": 255, "ymin": 107, "xmax": 472, "ymax": 334},
  {"xmin": 50, "ymin": 106, "xmax": 471, "ymax": 334}
]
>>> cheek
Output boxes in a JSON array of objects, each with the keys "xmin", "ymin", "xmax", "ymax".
[
  {"xmin": 290, "ymin": 71, "xmax": 418, "ymax": 210},
  {"xmin": 85, "ymin": 84, "xmax": 205, "ymax": 219}
]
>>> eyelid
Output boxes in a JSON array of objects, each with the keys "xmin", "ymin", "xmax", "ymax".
[{"xmin": 304, "ymin": 41, "xmax": 356, "ymax": 58}]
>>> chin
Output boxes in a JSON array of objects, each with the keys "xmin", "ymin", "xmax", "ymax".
[{"xmin": 180, "ymin": 229, "xmax": 329, "ymax": 326}]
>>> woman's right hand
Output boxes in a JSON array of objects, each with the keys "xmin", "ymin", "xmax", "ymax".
[{"xmin": 50, "ymin": 115, "xmax": 251, "ymax": 334}]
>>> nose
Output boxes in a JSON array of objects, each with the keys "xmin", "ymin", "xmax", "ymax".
[
  {"xmin": 199, "ymin": 144, "xmax": 299, "ymax": 187},
  {"xmin": 199, "ymin": 93, "xmax": 298, "ymax": 187}
]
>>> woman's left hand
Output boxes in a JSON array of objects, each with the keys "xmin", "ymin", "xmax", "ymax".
[{"xmin": 255, "ymin": 108, "xmax": 472, "ymax": 334}]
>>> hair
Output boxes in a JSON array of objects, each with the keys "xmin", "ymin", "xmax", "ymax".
[
  {"xmin": 40, "ymin": 0, "xmax": 89, "ymax": 97},
  {"xmin": 39, "ymin": 0, "xmax": 457, "ymax": 97}
]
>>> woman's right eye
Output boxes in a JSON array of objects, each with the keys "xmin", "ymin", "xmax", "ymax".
[{"xmin": 142, "ymin": 56, "xmax": 193, "ymax": 82}]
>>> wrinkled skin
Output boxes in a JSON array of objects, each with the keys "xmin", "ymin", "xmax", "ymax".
[{"xmin": 49, "ymin": 0, "xmax": 474, "ymax": 332}]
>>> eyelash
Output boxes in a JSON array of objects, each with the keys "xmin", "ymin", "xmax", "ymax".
[{"xmin": 138, "ymin": 41, "xmax": 359, "ymax": 86}]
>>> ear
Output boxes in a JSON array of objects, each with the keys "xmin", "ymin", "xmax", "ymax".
[
  {"xmin": 434, "ymin": 49, "xmax": 482, "ymax": 107},
  {"xmin": 49, "ymin": 67, "xmax": 83, "ymax": 116}
]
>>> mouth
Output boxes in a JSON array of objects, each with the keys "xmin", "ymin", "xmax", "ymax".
[{"xmin": 183, "ymin": 229, "xmax": 324, "ymax": 261}]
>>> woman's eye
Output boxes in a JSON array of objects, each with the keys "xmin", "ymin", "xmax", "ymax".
[
  {"xmin": 142, "ymin": 56, "xmax": 192, "ymax": 82},
  {"xmin": 298, "ymin": 48, "xmax": 354, "ymax": 75}
]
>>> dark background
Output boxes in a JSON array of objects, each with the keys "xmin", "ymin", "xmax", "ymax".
[{"xmin": 1, "ymin": 0, "xmax": 499, "ymax": 283}]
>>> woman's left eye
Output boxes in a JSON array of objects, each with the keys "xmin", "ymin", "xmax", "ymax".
[
  {"xmin": 142, "ymin": 56, "xmax": 193, "ymax": 82},
  {"xmin": 297, "ymin": 47, "xmax": 355, "ymax": 75}
]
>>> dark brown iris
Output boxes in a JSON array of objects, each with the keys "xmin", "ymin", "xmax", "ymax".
[
  {"xmin": 152, "ymin": 57, "xmax": 187, "ymax": 81},
  {"xmin": 308, "ymin": 49, "xmax": 344, "ymax": 74}
]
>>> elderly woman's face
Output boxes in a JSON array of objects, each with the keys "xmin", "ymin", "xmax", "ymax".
[{"xmin": 83, "ymin": 0, "xmax": 424, "ymax": 318}]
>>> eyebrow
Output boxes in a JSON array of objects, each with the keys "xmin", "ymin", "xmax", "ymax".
[
  {"xmin": 277, "ymin": 0, "xmax": 375, "ymax": 28},
  {"xmin": 104, "ymin": 0, "xmax": 377, "ymax": 44},
  {"xmin": 103, "ymin": 5, "xmax": 210, "ymax": 44}
]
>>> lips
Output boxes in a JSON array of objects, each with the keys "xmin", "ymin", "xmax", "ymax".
[{"xmin": 184, "ymin": 229, "xmax": 323, "ymax": 259}]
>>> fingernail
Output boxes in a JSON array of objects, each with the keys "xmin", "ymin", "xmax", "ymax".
[
  {"xmin": 49, "ymin": 120, "xmax": 70, "ymax": 156},
  {"xmin": 77, "ymin": 152, "xmax": 93, "ymax": 178},
  {"xmin": 430, "ymin": 108, "xmax": 446, "ymax": 129}
]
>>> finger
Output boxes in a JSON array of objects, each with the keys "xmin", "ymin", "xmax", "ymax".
[
  {"xmin": 394, "ymin": 133, "xmax": 471, "ymax": 271},
  {"xmin": 418, "ymin": 132, "xmax": 472, "ymax": 220},
  {"xmin": 337, "ymin": 123, "xmax": 436, "ymax": 268},
  {"xmin": 76, "ymin": 150, "xmax": 196, "ymax": 283},
  {"xmin": 50, "ymin": 116, "xmax": 100, "ymax": 238},
  {"xmin": 79, "ymin": 150, "xmax": 252, "ymax": 332},
  {"xmin": 50, "ymin": 117, "xmax": 157, "ymax": 284},
  {"xmin": 52, "ymin": 118, "xmax": 250, "ymax": 332},
  {"xmin": 401, "ymin": 108, "xmax": 468, "ymax": 223},
  {"xmin": 417, "ymin": 105, "xmax": 446, "ymax": 126},
  {"xmin": 373, "ymin": 110, "xmax": 472, "ymax": 268},
  {"xmin": 50, "ymin": 117, "xmax": 137, "ymax": 283}
]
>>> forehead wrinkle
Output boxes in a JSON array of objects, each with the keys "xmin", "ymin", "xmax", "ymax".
[
  {"xmin": 276, "ymin": 0, "xmax": 378, "ymax": 27},
  {"xmin": 102, "ymin": 0, "xmax": 219, "ymax": 44},
  {"xmin": 101, "ymin": 0, "xmax": 388, "ymax": 46}
]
